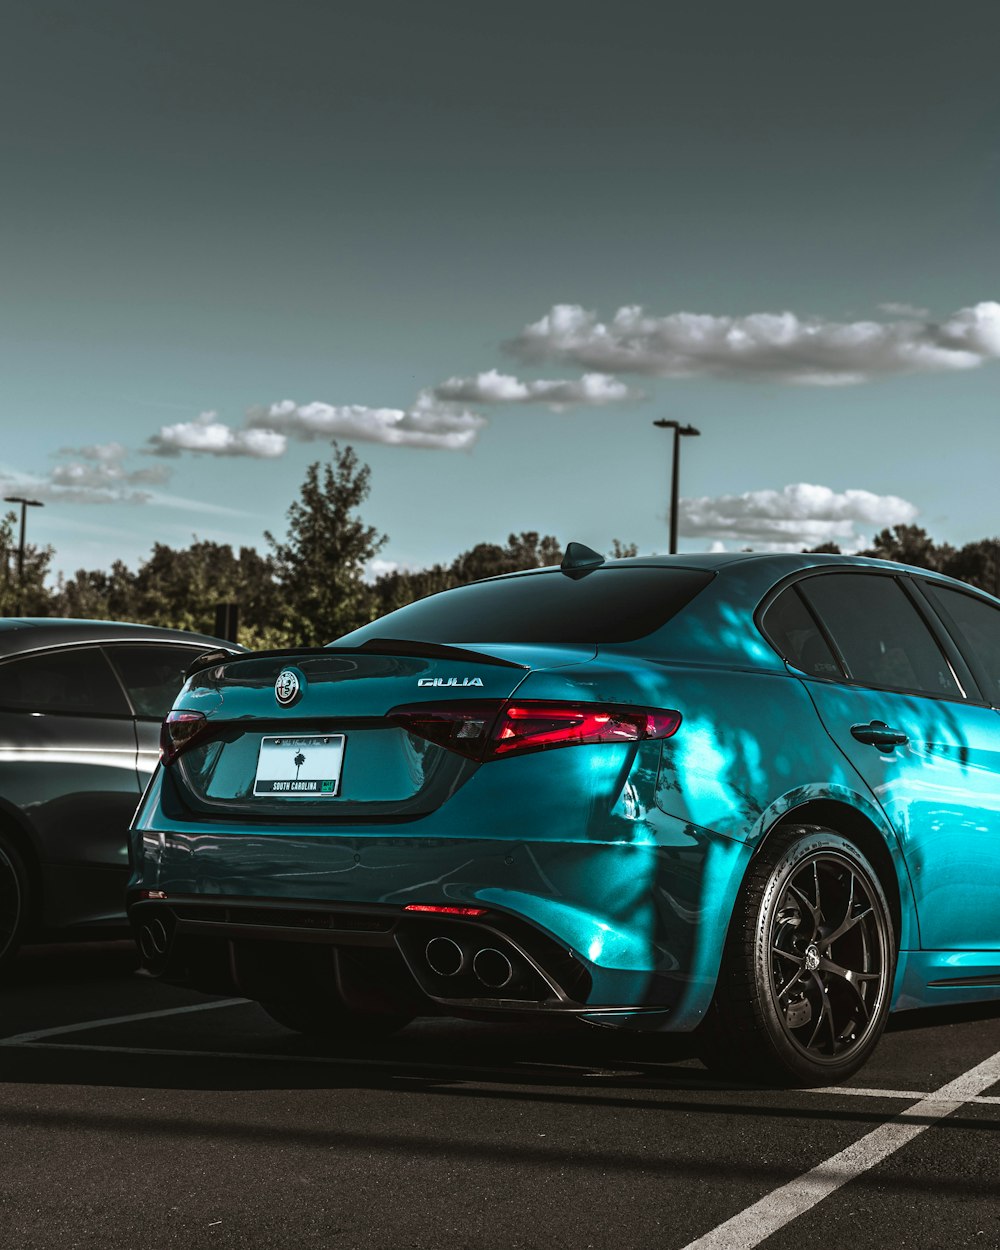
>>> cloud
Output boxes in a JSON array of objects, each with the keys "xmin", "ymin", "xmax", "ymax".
[
  {"xmin": 0, "ymin": 443, "xmax": 177, "ymax": 506},
  {"xmin": 365, "ymin": 557, "xmax": 403, "ymax": 582},
  {"xmin": 1, "ymin": 446, "xmax": 248, "ymax": 512},
  {"xmin": 877, "ymin": 302, "xmax": 930, "ymax": 318},
  {"xmin": 1, "ymin": 464, "xmax": 154, "ymax": 507},
  {"xmin": 56, "ymin": 441, "xmax": 130, "ymax": 463},
  {"xmin": 679, "ymin": 483, "xmax": 918, "ymax": 551},
  {"xmin": 431, "ymin": 369, "xmax": 642, "ymax": 408},
  {"xmin": 142, "ymin": 365, "xmax": 643, "ymax": 465},
  {"xmin": 147, "ymin": 411, "xmax": 288, "ymax": 458},
  {"xmin": 249, "ymin": 393, "xmax": 486, "ymax": 451},
  {"xmin": 50, "ymin": 445, "xmax": 172, "ymax": 490},
  {"xmin": 508, "ymin": 301, "xmax": 1000, "ymax": 385}
]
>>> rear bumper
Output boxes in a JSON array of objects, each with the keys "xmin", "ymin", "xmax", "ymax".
[{"xmin": 128, "ymin": 813, "xmax": 752, "ymax": 1029}]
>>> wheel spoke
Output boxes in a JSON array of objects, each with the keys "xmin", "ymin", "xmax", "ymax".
[
  {"xmin": 787, "ymin": 883, "xmax": 821, "ymax": 934},
  {"xmin": 812, "ymin": 861, "xmax": 825, "ymax": 926},
  {"xmin": 818, "ymin": 956, "xmax": 879, "ymax": 983},
  {"xmin": 824, "ymin": 868, "xmax": 874, "ymax": 945},
  {"xmin": 805, "ymin": 975, "xmax": 832, "ymax": 1049},
  {"xmin": 778, "ymin": 966, "xmax": 808, "ymax": 998}
]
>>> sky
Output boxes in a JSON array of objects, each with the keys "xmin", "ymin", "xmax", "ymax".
[{"xmin": 1, "ymin": 0, "xmax": 999, "ymax": 582}]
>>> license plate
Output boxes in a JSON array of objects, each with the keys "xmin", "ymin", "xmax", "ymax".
[{"xmin": 253, "ymin": 735, "xmax": 345, "ymax": 798}]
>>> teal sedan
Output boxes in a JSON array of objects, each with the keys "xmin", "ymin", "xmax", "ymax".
[{"xmin": 127, "ymin": 548, "xmax": 1000, "ymax": 1085}]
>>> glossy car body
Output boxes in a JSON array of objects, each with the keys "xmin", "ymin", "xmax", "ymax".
[
  {"xmin": 0, "ymin": 619, "xmax": 235, "ymax": 959},
  {"xmin": 127, "ymin": 553, "xmax": 1000, "ymax": 1081}
]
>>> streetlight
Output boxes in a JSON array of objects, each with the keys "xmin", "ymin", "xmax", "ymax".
[
  {"xmin": 653, "ymin": 420, "xmax": 700, "ymax": 555},
  {"xmin": 3, "ymin": 496, "xmax": 44, "ymax": 616}
]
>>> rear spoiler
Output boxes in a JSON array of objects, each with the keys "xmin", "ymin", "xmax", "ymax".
[{"xmin": 185, "ymin": 637, "xmax": 528, "ymax": 681}]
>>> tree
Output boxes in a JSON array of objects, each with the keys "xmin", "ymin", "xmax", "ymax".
[
  {"xmin": 0, "ymin": 509, "xmax": 54, "ymax": 616},
  {"xmin": 941, "ymin": 540, "xmax": 1000, "ymax": 597},
  {"xmin": 610, "ymin": 539, "xmax": 639, "ymax": 558},
  {"xmin": 372, "ymin": 531, "xmax": 564, "ymax": 618},
  {"xmin": 51, "ymin": 560, "xmax": 139, "ymax": 621},
  {"xmin": 801, "ymin": 542, "xmax": 842, "ymax": 555},
  {"xmin": 266, "ymin": 443, "xmax": 387, "ymax": 644},
  {"xmin": 132, "ymin": 541, "xmax": 283, "ymax": 643},
  {"xmin": 449, "ymin": 532, "xmax": 562, "ymax": 584},
  {"xmin": 372, "ymin": 564, "xmax": 454, "ymax": 617},
  {"xmin": 859, "ymin": 525, "xmax": 952, "ymax": 570}
]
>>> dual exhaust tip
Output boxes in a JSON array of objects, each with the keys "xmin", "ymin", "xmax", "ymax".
[{"xmin": 424, "ymin": 935, "xmax": 514, "ymax": 990}]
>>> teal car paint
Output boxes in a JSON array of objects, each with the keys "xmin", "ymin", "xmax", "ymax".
[{"xmin": 128, "ymin": 551, "xmax": 1000, "ymax": 1084}]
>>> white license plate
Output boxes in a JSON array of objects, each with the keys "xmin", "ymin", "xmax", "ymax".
[{"xmin": 253, "ymin": 735, "xmax": 345, "ymax": 798}]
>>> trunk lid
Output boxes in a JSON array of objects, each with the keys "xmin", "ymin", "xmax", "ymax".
[{"xmin": 166, "ymin": 641, "xmax": 595, "ymax": 820}]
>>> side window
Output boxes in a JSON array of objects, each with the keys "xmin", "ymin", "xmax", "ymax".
[
  {"xmin": 923, "ymin": 584, "xmax": 1000, "ymax": 705},
  {"xmin": 762, "ymin": 586, "xmax": 842, "ymax": 678},
  {"xmin": 0, "ymin": 647, "xmax": 130, "ymax": 716},
  {"xmin": 106, "ymin": 645, "xmax": 206, "ymax": 719},
  {"xmin": 800, "ymin": 574, "xmax": 961, "ymax": 698}
]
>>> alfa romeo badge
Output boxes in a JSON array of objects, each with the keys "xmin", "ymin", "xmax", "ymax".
[{"xmin": 274, "ymin": 668, "xmax": 302, "ymax": 706}]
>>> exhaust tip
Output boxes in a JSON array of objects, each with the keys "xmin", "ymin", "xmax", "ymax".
[
  {"xmin": 138, "ymin": 917, "xmax": 171, "ymax": 963},
  {"xmin": 150, "ymin": 917, "xmax": 169, "ymax": 955},
  {"xmin": 473, "ymin": 947, "xmax": 514, "ymax": 990},
  {"xmin": 425, "ymin": 936, "xmax": 465, "ymax": 977}
]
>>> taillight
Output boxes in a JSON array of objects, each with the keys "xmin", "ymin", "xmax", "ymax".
[
  {"xmin": 386, "ymin": 701, "xmax": 500, "ymax": 761},
  {"xmin": 388, "ymin": 700, "xmax": 680, "ymax": 762},
  {"xmin": 160, "ymin": 709, "xmax": 209, "ymax": 764},
  {"xmin": 494, "ymin": 702, "xmax": 680, "ymax": 756},
  {"xmin": 403, "ymin": 904, "xmax": 488, "ymax": 916}
]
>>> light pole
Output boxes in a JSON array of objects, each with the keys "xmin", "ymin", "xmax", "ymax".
[
  {"xmin": 653, "ymin": 420, "xmax": 700, "ymax": 555},
  {"xmin": 3, "ymin": 496, "xmax": 44, "ymax": 616}
]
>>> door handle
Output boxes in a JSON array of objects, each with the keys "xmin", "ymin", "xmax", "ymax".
[{"xmin": 850, "ymin": 720, "xmax": 908, "ymax": 750}]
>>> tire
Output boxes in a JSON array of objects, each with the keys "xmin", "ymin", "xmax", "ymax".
[
  {"xmin": 699, "ymin": 824, "xmax": 896, "ymax": 1086},
  {"xmin": 0, "ymin": 833, "xmax": 30, "ymax": 972},
  {"xmin": 260, "ymin": 998, "xmax": 413, "ymax": 1041}
]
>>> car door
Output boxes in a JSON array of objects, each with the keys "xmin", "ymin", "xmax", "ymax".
[
  {"xmin": 104, "ymin": 643, "xmax": 220, "ymax": 784},
  {"xmin": 793, "ymin": 571, "xmax": 1000, "ymax": 951},
  {"xmin": 0, "ymin": 644, "xmax": 139, "ymax": 925},
  {"xmin": 103, "ymin": 645, "xmax": 225, "ymax": 790}
]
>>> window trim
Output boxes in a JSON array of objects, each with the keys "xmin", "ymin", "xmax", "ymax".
[
  {"xmin": 759, "ymin": 582, "xmax": 848, "ymax": 681},
  {"xmin": 911, "ymin": 578, "xmax": 1000, "ymax": 709},
  {"xmin": 756, "ymin": 568, "xmax": 975, "ymax": 705}
]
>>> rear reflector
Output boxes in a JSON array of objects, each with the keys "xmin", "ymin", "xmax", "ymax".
[
  {"xmin": 388, "ymin": 699, "xmax": 680, "ymax": 762},
  {"xmin": 403, "ymin": 904, "xmax": 488, "ymax": 916}
]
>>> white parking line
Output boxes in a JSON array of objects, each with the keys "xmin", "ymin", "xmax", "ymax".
[
  {"xmin": 809, "ymin": 1084, "xmax": 1000, "ymax": 1105},
  {"xmin": 681, "ymin": 1048, "xmax": 1000, "ymax": 1250},
  {"xmin": 0, "ymin": 998, "xmax": 246, "ymax": 1046}
]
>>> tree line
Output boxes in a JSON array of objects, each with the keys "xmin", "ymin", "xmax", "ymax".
[
  {"xmin": 2, "ymin": 442, "xmax": 997, "ymax": 644},
  {"xmin": 2, "ymin": 445, "xmax": 585, "ymax": 646}
]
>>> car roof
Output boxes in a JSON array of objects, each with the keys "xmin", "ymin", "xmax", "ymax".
[
  {"xmin": 484, "ymin": 549, "xmax": 960, "ymax": 581},
  {"xmin": 0, "ymin": 618, "xmax": 239, "ymax": 657}
]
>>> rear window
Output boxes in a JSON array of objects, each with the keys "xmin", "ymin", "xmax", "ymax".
[{"xmin": 338, "ymin": 568, "xmax": 713, "ymax": 646}]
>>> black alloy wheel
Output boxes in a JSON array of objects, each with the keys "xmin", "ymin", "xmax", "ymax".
[
  {"xmin": 260, "ymin": 998, "xmax": 413, "ymax": 1041},
  {"xmin": 700, "ymin": 824, "xmax": 895, "ymax": 1086},
  {"xmin": 0, "ymin": 833, "xmax": 29, "ymax": 971}
]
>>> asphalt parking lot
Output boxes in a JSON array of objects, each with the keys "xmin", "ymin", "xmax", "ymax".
[{"xmin": 1, "ymin": 943, "xmax": 998, "ymax": 1250}]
